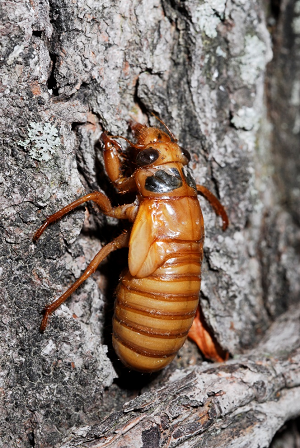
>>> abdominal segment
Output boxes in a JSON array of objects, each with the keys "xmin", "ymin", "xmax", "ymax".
[{"xmin": 112, "ymin": 250, "xmax": 202, "ymax": 372}]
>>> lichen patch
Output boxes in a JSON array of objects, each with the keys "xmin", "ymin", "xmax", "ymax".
[{"xmin": 18, "ymin": 122, "xmax": 61, "ymax": 161}]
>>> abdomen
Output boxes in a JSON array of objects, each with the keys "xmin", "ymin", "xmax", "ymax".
[{"xmin": 112, "ymin": 244, "xmax": 203, "ymax": 372}]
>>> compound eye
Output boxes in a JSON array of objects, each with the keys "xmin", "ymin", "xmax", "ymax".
[
  {"xmin": 181, "ymin": 147, "xmax": 191, "ymax": 162},
  {"xmin": 136, "ymin": 148, "xmax": 160, "ymax": 166}
]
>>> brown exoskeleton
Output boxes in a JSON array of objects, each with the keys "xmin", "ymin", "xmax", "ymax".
[{"xmin": 34, "ymin": 117, "xmax": 229, "ymax": 372}]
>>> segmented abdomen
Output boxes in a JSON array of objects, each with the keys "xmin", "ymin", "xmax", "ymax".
[{"xmin": 112, "ymin": 243, "xmax": 203, "ymax": 372}]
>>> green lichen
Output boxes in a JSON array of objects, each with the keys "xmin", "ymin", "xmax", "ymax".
[
  {"xmin": 239, "ymin": 35, "xmax": 267, "ymax": 85},
  {"xmin": 19, "ymin": 122, "xmax": 61, "ymax": 161},
  {"xmin": 194, "ymin": 0, "xmax": 226, "ymax": 38}
]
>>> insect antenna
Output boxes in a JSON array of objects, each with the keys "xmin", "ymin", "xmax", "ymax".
[{"xmin": 151, "ymin": 112, "xmax": 178, "ymax": 142}]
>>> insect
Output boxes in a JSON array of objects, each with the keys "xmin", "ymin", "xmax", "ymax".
[{"xmin": 33, "ymin": 117, "xmax": 229, "ymax": 372}]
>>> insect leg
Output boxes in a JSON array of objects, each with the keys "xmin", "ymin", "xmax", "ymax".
[
  {"xmin": 33, "ymin": 192, "xmax": 112, "ymax": 241},
  {"xmin": 193, "ymin": 185, "xmax": 229, "ymax": 361},
  {"xmin": 33, "ymin": 192, "xmax": 137, "ymax": 241},
  {"xmin": 196, "ymin": 185, "xmax": 229, "ymax": 231},
  {"xmin": 40, "ymin": 230, "xmax": 130, "ymax": 332},
  {"xmin": 101, "ymin": 132, "xmax": 136, "ymax": 193},
  {"xmin": 188, "ymin": 306, "xmax": 229, "ymax": 362}
]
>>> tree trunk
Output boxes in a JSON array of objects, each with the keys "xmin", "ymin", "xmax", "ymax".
[
  {"xmin": 0, "ymin": 0, "xmax": 299, "ymax": 447},
  {"xmin": 61, "ymin": 306, "xmax": 300, "ymax": 447}
]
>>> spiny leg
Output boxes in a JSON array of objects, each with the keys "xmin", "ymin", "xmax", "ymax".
[
  {"xmin": 33, "ymin": 191, "xmax": 138, "ymax": 241},
  {"xmin": 40, "ymin": 231, "xmax": 130, "ymax": 332},
  {"xmin": 101, "ymin": 132, "xmax": 137, "ymax": 193},
  {"xmin": 33, "ymin": 192, "xmax": 136, "ymax": 331},
  {"xmin": 33, "ymin": 192, "xmax": 112, "ymax": 241},
  {"xmin": 196, "ymin": 184, "xmax": 229, "ymax": 231}
]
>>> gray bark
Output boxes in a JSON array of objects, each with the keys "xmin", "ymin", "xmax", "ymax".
[
  {"xmin": 61, "ymin": 306, "xmax": 300, "ymax": 447},
  {"xmin": 0, "ymin": 0, "xmax": 299, "ymax": 447}
]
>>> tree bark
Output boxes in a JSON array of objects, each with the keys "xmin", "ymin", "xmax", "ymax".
[
  {"xmin": 60, "ymin": 306, "xmax": 300, "ymax": 447},
  {"xmin": 0, "ymin": 0, "xmax": 299, "ymax": 447}
]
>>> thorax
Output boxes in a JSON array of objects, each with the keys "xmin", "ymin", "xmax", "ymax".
[{"xmin": 134, "ymin": 162, "xmax": 198, "ymax": 199}]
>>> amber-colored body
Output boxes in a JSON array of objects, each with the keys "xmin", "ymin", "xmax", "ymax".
[{"xmin": 33, "ymin": 119, "xmax": 228, "ymax": 372}]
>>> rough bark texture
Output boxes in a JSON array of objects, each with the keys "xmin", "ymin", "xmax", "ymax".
[
  {"xmin": 60, "ymin": 306, "xmax": 300, "ymax": 447},
  {"xmin": 0, "ymin": 0, "xmax": 299, "ymax": 447}
]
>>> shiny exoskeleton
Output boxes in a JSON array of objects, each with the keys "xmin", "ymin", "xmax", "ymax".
[{"xmin": 33, "ymin": 118, "xmax": 229, "ymax": 372}]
